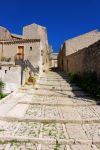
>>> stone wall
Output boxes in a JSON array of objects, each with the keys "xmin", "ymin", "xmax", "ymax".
[
  {"xmin": 64, "ymin": 30, "xmax": 100, "ymax": 56},
  {"xmin": 59, "ymin": 40, "xmax": 100, "ymax": 79},
  {"xmin": 58, "ymin": 43, "xmax": 66, "ymax": 71},
  {"xmin": 23, "ymin": 23, "xmax": 48, "ymax": 46}
]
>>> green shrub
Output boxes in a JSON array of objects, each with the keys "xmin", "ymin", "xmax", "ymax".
[
  {"xmin": 0, "ymin": 81, "xmax": 7, "ymax": 100},
  {"xmin": 0, "ymin": 81, "xmax": 5, "ymax": 93},
  {"xmin": 81, "ymin": 72, "xmax": 98, "ymax": 95},
  {"xmin": 68, "ymin": 73, "xmax": 81, "ymax": 85},
  {"xmin": 6, "ymin": 58, "xmax": 11, "ymax": 62},
  {"xmin": 0, "ymin": 93, "xmax": 7, "ymax": 99},
  {"xmin": 28, "ymin": 76, "xmax": 36, "ymax": 85},
  {"xmin": 96, "ymin": 86, "xmax": 100, "ymax": 97},
  {"xmin": 1, "ymin": 57, "xmax": 11, "ymax": 62},
  {"xmin": 68, "ymin": 71, "xmax": 100, "ymax": 99}
]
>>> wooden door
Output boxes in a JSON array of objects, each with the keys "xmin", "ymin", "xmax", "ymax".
[{"xmin": 18, "ymin": 46, "xmax": 24, "ymax": 60}]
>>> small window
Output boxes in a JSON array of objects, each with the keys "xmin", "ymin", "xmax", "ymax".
[{"xmin": 30, "ymin": 47, "xmax": 32, "ymax": 51}]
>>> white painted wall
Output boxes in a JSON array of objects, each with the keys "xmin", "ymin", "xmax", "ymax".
[{"xmin": 0, "ymin": 66, "xmax": 21, "ymax": 93}]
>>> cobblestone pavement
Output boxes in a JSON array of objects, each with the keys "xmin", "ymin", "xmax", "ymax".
[{"xmin": 0, "ymin": 70, "xmax": 100, "ymax": 149}]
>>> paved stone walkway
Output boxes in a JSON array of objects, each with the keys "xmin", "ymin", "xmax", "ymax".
[{"xmin": 0, "ymin": 70, "xmax": 100, "ymax": 149}]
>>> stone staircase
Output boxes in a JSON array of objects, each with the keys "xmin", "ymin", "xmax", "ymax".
[{"xmin": 0, "ymin": 70, "xmax": 99, "ymax": 149}]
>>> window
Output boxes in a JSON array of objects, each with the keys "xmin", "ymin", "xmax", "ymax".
[{"xmin": 30, "ymin": 47, "xmax": 32, "ymax": 51}]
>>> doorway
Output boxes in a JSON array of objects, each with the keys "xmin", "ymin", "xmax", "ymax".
[
  {"xmin": 15, "ymin": 46, "xmax": 24, "ymax": 65},
  {"xmin": 18, "ymin": 46, "xmax": 24, "ymax": 60}
]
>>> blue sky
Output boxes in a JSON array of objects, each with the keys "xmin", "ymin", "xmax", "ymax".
[{"xmin": 0, "ymin": 0, "xmax": 100, "ymax": 52}]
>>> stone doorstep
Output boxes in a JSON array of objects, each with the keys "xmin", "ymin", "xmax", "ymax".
[
  {"xmin": 18, "ymin": 101, "xmax": 96, "ymax": 107},
  {"xmin": 0, "ymin": 116, "xmax": 100, "ymax": 124}
]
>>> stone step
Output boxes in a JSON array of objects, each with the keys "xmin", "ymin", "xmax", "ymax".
[
  {"xmin": 35, "ymin": 85, "xmax": 82, "ymax": 91},
  {"xmin": 0, "ymin": 134, "xmax": 99, "ymax": 146},
  {"xmin": 0, "ymin": 116, "xmax": 100, "ymax": 124},
  {"xmin": 33, "ymin": 91, "xmax": 90, "ymax": 97},
  {"xmin": 0, "ymin": 142, "xmax": 99, "ymax": 150},
  {"xmin": 18, "ymin": 101, "xmax": 96, "ymax": 107},
  {"xmin": 2, "ymin": 103, "xmax": 99, "ymax": 123},
  {"xmin": 0, "ymin": 70, "xmax": 99, "ymax": 149},
  {"xmin": 0, "ymin": 136, "xmax": 74, "ymax": 145},
  {"xmin": 0, "ymin": 120, "xmax": 99, "ymax": 145}
]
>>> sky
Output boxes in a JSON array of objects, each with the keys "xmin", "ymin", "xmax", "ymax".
[{"xmin": 0, "ymin": 0, "xmax": 100, "ymax": 52}]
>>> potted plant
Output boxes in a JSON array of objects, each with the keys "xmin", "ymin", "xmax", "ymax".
[{"xmin": 28, "ymin": 76, "xmax": 36, "ymax": 85}]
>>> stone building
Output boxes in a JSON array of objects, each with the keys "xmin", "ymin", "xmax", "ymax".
[
  {"xmin": 0, "ymin": 23, "xmax": 52, "ymax": 93},
  {"xmin": 0, "ymin": 23, "xmax": 51, "ymax": 73},
  {"xmin": 58, "ymin": 30, "xmax": 100, "ymax": 79},
  {"xmin": 50, "ymin": 53, "xmax": 58, "ymax": 68}
]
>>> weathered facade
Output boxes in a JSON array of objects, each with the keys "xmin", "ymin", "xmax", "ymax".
[
  {"xmin": 0, "ymin": 23, "xmax": 51, "ymax": 73},
  {"xmin": 58, "ymin": 30, "xmax": 100, "ymax": 79},
  {"xmin": 23, "ymin": 23, "xmax": 51, "ymax": 71},
  {"xmin": 0, "ymin": 23, "xmax": 52, "ymax": 93}
]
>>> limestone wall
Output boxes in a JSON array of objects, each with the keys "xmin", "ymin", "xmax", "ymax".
[
  {"xmin": 58, "ymin": 44, "xmax": 66, "ymax": 71},
  {"xmin": 59, "ymin": 40, "xmax": 100, "ymax": 79},
  {"xmin": 23, "ymin": 42, "xmax": 41, "ymax": 67},
  {"xmin": 2, "ymin": 44, "xmax": 17, "ymax": 61},
  {"xmin": 58, "ymin": 30, "xmax": 100, "ymax": 79},
  {"xmin": 23, "ymin": 23, "xmax": 48, "ymax": 46},
  {"xmin": 23, "ymin": 23, "xmax": 51, "ymax": 71},
  {"xmin": 64, "ymin": 30, "xmax": 100, "ymax": 56}
]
